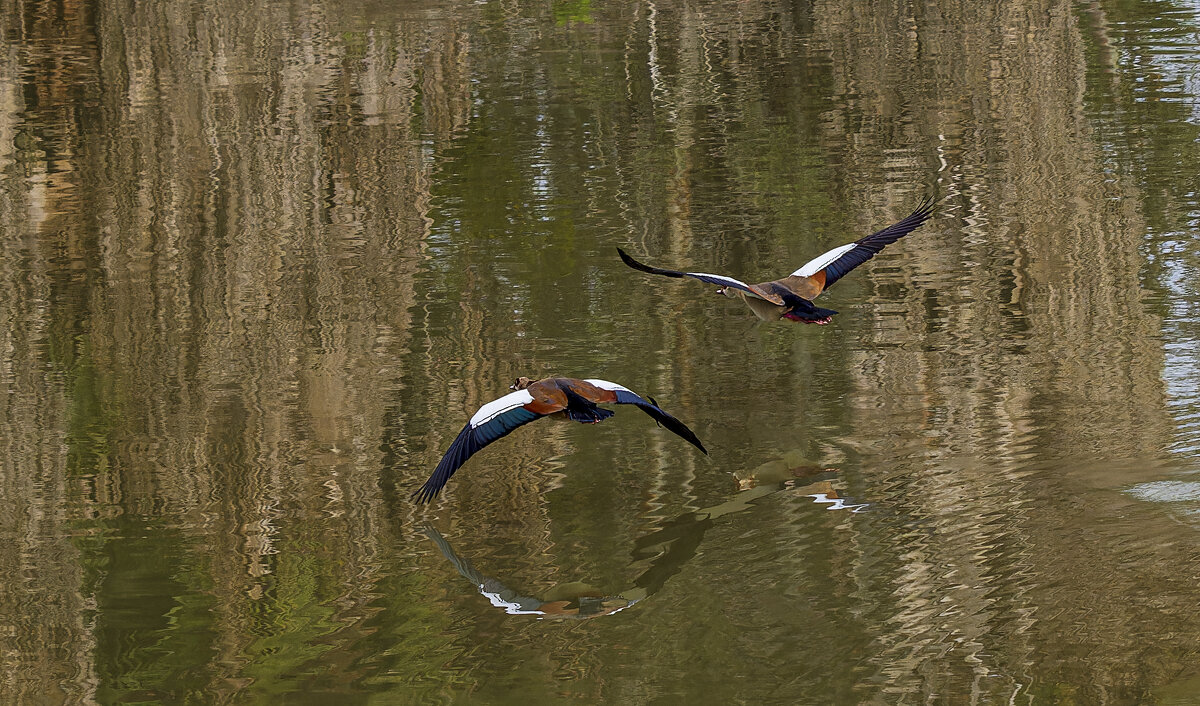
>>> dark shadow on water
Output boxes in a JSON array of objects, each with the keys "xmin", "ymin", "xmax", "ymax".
[{"xmin": 424, "ymin": 463, "xmax": 866, "ymax": 620}]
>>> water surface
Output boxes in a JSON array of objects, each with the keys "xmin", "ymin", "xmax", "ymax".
[{"xmin": 3, "ymin": 0, "xmax": 1200, "ymax": 702}]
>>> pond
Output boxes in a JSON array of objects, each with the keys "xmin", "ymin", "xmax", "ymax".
[{"xmin": 3, "ymin": 0, "xmax": 1200, "ymax": 702}]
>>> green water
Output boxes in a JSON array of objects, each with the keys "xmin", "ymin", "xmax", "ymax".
[{"xmin": 3, "ymin": 0, "xmax": 1200, "ymax": 702}]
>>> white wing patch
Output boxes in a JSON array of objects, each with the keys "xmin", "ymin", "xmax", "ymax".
[
  {"xmin": 584, "ymin": 379, "xmax": 633, "ymax": 393},
  {"xmin": 792, "ymin": 243, "xmax": 857, "ymax": 277},
  {"xmin": 688, "ymin": 272, "xmax": 753, "ymax": 289},
  {"xmin": 469, "ymin": 389, "xmax": 535, "ymax": 427}
]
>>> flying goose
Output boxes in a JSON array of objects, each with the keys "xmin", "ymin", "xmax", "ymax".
[
  {"xmin": 618, "ymin": 197, "xmax": 935, "ymax": 323},
  {"xmin": 413, "ymin": 377, "xmax": 707, "ymax": 503}
]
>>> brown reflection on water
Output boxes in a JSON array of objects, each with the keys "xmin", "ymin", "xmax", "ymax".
[
  {"xmin": 808, "ymin": 2, "xmax": 1187, "ymax": 699},
  {"xmin": 1, "ymin": 0, "xmax": 469, "ymax": 700},
  {"xmin": 4, "ymin": 0, "xmax": 1200, "ymax": 702}
]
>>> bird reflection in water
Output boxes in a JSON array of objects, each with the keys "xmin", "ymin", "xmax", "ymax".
[
  {"xmin": 424, "ymin": 456, "xmax": 866, "ymax": 620},
  {"xmin": 734, "ymin": 450, "xmax": 869, "ymax": 513},
  {"xmin": 423, "ymin": 527, "xmax": 639, "ymax": 619}
]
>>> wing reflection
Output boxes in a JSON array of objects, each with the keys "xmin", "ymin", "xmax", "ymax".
[
  {"xmin": 425, "ymin": 461, "xmax": 867, "ymax": 619},
  {"xmin": 423, "ymin": 526, "xmax": 642, "ymax": 619}
]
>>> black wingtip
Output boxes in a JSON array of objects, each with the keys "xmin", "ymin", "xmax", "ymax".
[
  {"xmin": 654, "ymin": 407, "xmax": 707, "ymax": 455},
  {"xmin": 615, "ymin": 389, "xmax": 708, "ymax": 456},
  {"xmin": 411, "ymin": 483, "xmax": 441, "ymax": 505},
  {"xmin": 617, "ymin": 247, "xmax": 682, "ymax": 278},
  {"xmin": 902, "ymin": 195, "xmax": 936, "ymax": 223},
  {"xmin": 913, "ymin": 194, "xmax": 937, "ymax": 220},
  {"xmin": 666, "ymin": 422, "xmax": 707, "ymax": 455},
  {"xmin": 617, "ymin": 247, "xmax": 646, "ymax": 271},
  {"xmin": 851, "ymin": 194, "xmax": 938, "ymax": 251}
]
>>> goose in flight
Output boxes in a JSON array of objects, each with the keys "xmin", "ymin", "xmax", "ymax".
[
  {"xmin": 413, "ymin": 377, "xmax": 707, "ymax": 503},
  {"xmin": 618, "ymin": 197, "xmax": 935, "ymax": 324}
]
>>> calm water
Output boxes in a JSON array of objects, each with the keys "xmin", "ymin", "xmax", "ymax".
[{"xmin": 4, "ymin": 0, "xmax": 1200, "ymax": 703}]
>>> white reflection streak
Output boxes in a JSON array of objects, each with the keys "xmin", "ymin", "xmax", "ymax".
[
  {"xmin": 1161, "ymin": 253, "xmax": 1200, "ymax": 456},
  {"xmin": 808, "ymin": 493, "xmax": 870, "ymax": 513},
  {"xmin": 1126, "ymin": 480, "xmax": 1200, "ymax": 503},
  {"xmin": 647, "ymin": 1, "xmax": 664, "ymax": 103},
  {"xmin": 481, "ymin": 588, "xmax": 546, "ymax": 616},
  {"xmin": 479, "ymin": 586, "xmax": 640, "ymax": 619}
]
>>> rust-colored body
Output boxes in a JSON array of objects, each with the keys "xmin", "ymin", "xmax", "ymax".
[
  {"xmin": 721, "ymin": 274, "xmax": 827, "ymax": 321},
  {"xmin": 516, "ymin": 377, "xmax": 618, "ymax": 415}
]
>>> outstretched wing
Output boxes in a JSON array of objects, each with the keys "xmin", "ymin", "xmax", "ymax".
[
  {"xmin": 618, "ymin": 248, "xmax": 785, "ymax": 306},
  {"xmin": 413, "ymin": 389, "xmax": 551, "ymax": 503},
  {"xmin": 583, "ymin": 379, "xmax": 708, "ymax": 454},
  {"xmin": 791, "ymin": 197, "xmax": 935, "ymax": 293}
]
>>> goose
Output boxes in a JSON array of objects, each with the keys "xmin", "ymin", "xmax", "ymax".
[
  {"xmin": 413, "ymin": 377, "xmax": 707, "ymax": 503},
  {"xmin": 618, "ymin": 197, "xmax": 935, "ymax": 323}
]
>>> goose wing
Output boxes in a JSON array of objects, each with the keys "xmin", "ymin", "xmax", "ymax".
[
  {"xmin": 413, "ymin": 389, "xmax": 559, "ymax": 503},
  {"xmin": 583, "ymin": 379, "xmax": 707, "ymax": 454},
  {"xmin": 791, "ymin": 197, "xmax": 935, "ymax": 293},
  {"xmin": 618, "ymin": 248, "xmax": 785, "ymax": 306}
]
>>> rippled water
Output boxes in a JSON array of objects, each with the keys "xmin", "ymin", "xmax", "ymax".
[{"xmin": 4, "ymin": 0, "xmax": 1200, "ymax": 702}]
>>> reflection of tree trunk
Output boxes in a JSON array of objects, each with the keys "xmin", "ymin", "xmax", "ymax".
[
  {"xmin": 0, "ymin": 0, "xmax": 475, "ymax": 696},
  {"xmin": 810, "ymin": 0, "xmax": 1168, "ymax": 697},
  {"xmin": 0, "ymin": 2, "xmax": 101, "ymax": 702},
  {"xmin": 0, "ymin": 45, "xmax": 18, "ymax": 172}
]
